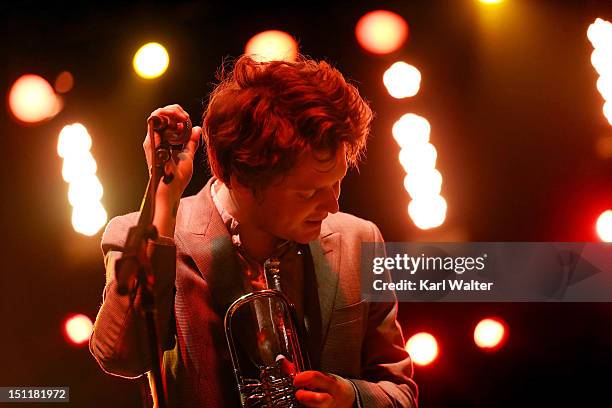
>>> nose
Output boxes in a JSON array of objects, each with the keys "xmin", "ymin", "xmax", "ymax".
[{"xmin": 318, "ymin": 184, "xmax": 340, "ymax": 215}]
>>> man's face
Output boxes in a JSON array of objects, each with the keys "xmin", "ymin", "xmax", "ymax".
[{"xmin": 241, "ymin": 144, "xmax": 348, "ymax": 244}]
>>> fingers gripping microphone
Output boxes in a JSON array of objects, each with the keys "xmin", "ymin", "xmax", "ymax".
[{"xmin": 149, "ymin": 115, "xmax": 192, "ymax": 147}]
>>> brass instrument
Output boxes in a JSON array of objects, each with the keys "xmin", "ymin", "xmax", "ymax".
[{"xmin": 224, "ymin": 258, "xmax": 310, "ymax": 407}]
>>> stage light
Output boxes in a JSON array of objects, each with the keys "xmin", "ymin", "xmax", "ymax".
[
  {"xmin": 596, "ymin": 76, "xmax": 612, "ymax": 101},
  {"xmin": 405, "ymin": 332, "xmax": 439, "ymax": 366},
  {"xmin": 133, "ymin": 42, "xmax": 169, "ymax": 79},
  {"xmin": 54, "ymin": 71, "xmax": 74, "ymax": 94},
  {"xmin": 68, "ymin": 175, "xmax": 104, "ymax": 207},
  {"xmin": 478, "ymin": 0, "xmax": 503, "ymax": 4},
  {"xmin": 8, "ymin": 74, "xmax": 61, "ymax": 123},
  {"xmin": 596, "ymin": 210, "xmax": 612, "ymax": 242},
  {"xmin": 71, "ymin": 201, "xmax": 108, "ymax": 236},
  {"xmin": 355, "ymin": 10, "xmax": 408, "ymax": 55},
  {"xmin": 603, "ymin": 101, "xmax": 612, "ymax": 126},
  {"xmin": 383, "ymin": 62, "xmax": 421, "ymax": 98},
  {"xmin": 61, "ymin": 152, "xmax": 97, "ymax": 183},
  {"xmin": 474, "ymin": 317, "xmax": 507, "ymax": 350},
  {"xmin": 404, "ymin": 169, "xmax": 443, "ymax": 199},
  {"xmin": 408, "ymin": 195, "xmax": 447, "ymax": 230},
  {"xmin": 392, "ymin": 113, "xmax": 431, "ymax": 148},
  {"xmin": 57, "ymin": 123, "xmax": 92, "ymax": 158},
  {"xmin": 64, "ymin": 314, "xmax": 93, "ymax": 345},
  {"xmin": 398, "ymin": 143, "xmax": 437, "ymax": 173},
  {"xmin": 245, "ymin": 30, "xmax": 298, "ymax": 62},
  {"xmin": 587, "ymin": 18, "xmax": 612, "ymax": 50}
]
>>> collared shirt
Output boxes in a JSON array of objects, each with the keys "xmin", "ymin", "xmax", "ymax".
[{"xmin": 210, "ymin": 179, "xmax": 305, "ymax": 323}]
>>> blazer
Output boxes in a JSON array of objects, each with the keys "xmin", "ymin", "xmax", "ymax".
[{"xmin": 90, "ymin": 178, "xmax": 418, "ymax": 407}]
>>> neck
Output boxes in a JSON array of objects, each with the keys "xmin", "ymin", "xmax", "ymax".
[{"xmin": 215, "ymin": 181, "xmax": 280, "ymax": 263}]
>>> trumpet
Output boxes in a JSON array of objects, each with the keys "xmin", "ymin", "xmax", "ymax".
[{"xmin": 224, "ymin": 258, "xmax": 310, "ymax": 407}]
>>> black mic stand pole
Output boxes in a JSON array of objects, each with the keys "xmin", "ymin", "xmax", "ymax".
[{"xmin": 114, "ymin": 121, "xmax": 175, "ymax": 408}]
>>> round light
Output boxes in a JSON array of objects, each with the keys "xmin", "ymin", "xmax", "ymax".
[
  {"xmin": 133, "ymin": 42, "xmax": 169, "ymax": 79},
  {"xmin": 392, "ymin": 113, "xmax": 431, "ymax": 148},
  {"xmin": 64, "ymin": 314, "xmax": 93, "ymax": 345},
  {"xmin": 8, "ymin": 74, "xmax": 61, "ymax": 123},
  {"xmin": 383, "ymin": 62, "xmax": 422, "ymax": 98},
  {"xmin": 54, "ymin": 71, "xmax": 74, "ymax": 94},
  {"xmin": 398, "ymin": 143, "xmax": 438, "ymax": 173},
  {"xmin": 68, "ymin": 175, "xmax": 104, "ymax": 207},
  {"xmin": 474, "ymin": 318, "xmax": 507, "ymax": 350},
  {"xmin": 355, "ymin": 10, "xmax": 409, "ymax": 55},
  {"xmin": 596, "ymin": 210, "xmax": 612, "ymax": 242},
  {"xmin": 71, "ymin": 202, "xmax": 108, "ymax": 236},
  {"xmin": 57, "ymin": 123, "xmax": 92, "ymax": 158},
  {"xmin": 245, "ymin": 30, "xmax": 298, "ymax": 62},
  {"xmin": 405, "ymin": 332, "xmax": 439, "ymax": 366},
  {"xmin": 408, "ymin": 195, "xmax": 447, "ymax": 230},
  {"xmin": 403, "ymin": 169, "xmax": 443, "ymax": 199},
  {"xmin": 62, "ymin": 152, "xmax": 97, "ymax": 183}
]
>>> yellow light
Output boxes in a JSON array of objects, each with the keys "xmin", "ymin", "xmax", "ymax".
[
  {"xmin": 603, "ymin": 101, "xmax": 612, "ymax": 126},
  {"xmin": 403, "ymin": 169, "xmax": 443, "ymax": 199},
  {"xmin": 596, "ymin": 210, "xmax": 612, "ymax": 242},
  {"xmin": 596, "ymin": 76, "xmax": 612, "ymax": 101},
  {"xmin": 57, "ymin": 123, "xmax": 92, "ymax": 158},
  {"xmin": 408, "ymin": 195, "xmax": 447, "ymax": 229},
  {"xmin": 392, "ymin": 113, "xmax": 431, "ymax": 148},
  {"xmin": 474, "ymin": 318, "xmax": 507, "ymax": 350},
  {"xmin": 62, "ymin": 152, "xmax": 97, "ymax": 183},
  {"xmin": 8, "ymin": 74, "xmax": 61, "ymax": 123},
  {"xmin": 245, "ymin": 30, "xmax": 298, "ymax": 62},
  {"xmin": 71, "ymin": 201, "xmax": 108, "ymax": 236},
  {"xmin": 355, "ymin": 10, "xmax": 409, "ymax": 55},
  {"xmin": 398, "ymin": 143, "xmax": 437, "ymax": 173},
  {"xmin": 64, "ymin": 314, "xmax": 93, "ymax": 345},
  {"xmin": 383, "ymin": 61, "xmax": 421, "ymax": 98},
  {"xmin": 587, "ymin": 18, "xmax": 612, "ymax": 49},
  {"xmin": 68, "ymin": 175, "xmax": 104, "ymax": 207},
  {"xmin": 478, "ymin": 0, "xmax": 504, "ymax": 4},
  {"xmin": 405, "ymin": 332, "xmax": 439, "ymax": 366},
  {"xmin": 133, "ymin": 42, "xmax": 169, "ymax": 79}
]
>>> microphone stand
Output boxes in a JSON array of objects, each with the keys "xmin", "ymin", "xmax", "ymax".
[{"xmin": 114, "ymin": 121, "xmax": 175, "ymax": 408}]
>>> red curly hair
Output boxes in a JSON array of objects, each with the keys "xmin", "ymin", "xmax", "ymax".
[{"xmin": 202, "ymin": 54, "xmax": 373, "ymax": 192}]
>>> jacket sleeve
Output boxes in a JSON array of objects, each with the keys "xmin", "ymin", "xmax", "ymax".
[
  {"xmin": 89, "ymin": 213, "xmax": 177, "ymax": 378},
  {"xmin": 349, "ymin": 221, "xmax": 418, "ymax": 407}
]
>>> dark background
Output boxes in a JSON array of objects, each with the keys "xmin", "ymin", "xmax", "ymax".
[{"xmin": 1, "ymin": 0, "xmax": 611, "ymax": 406}]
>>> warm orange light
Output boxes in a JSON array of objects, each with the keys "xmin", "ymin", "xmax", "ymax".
[
  {"xmin": 596, "ymin": 210, "xmax": 612, "ymax": 242},
  {"xmin": 398, "ymin": 143, "xmax": 438, "ymax": 173},
  {"xmin": 403, "ymin": 169, "xmax": 443, "ymax": 199},
  {"xmin": 54, "ymin": 71, "xmax": 74, "ymax": 94},
  {"xmin": 383, "ymin": 62, "xmax": 421, "ymax": 98},
  {"xmin": 474, "ymin": 317, "xmax": 507, "ymax": 350},
  {"xmin": 408, "ymin": 195, "xmax": 447, "ymax": 230},
  {"xmin": 355, "ymin": 10, "xmax": 409, "ymax": 55},
  {"xmin": 405, "ymin": 332, "xmax": 439, "ymax": 366},
  {"xmin": 64, "ymin": 314, "xmax": 93, "ymax": 345},
  {"xmin": 245, "ymin": 30, "xmax": 298, "ymax": 62},
  {"xmin": 392, "ymin": 113, "xmax": 431, "ymax": 148},
  {"xmin": 8, "ymin": 74, "xmax": 61, "ymax": 123}
]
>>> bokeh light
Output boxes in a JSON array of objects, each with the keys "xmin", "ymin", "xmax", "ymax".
[
  {"xmin": 478, "ymin": 0, "xmax": 504, "ymax": 4},
  {"xmin": 404, "ymin": 169, "xmax": 443, "ymax": 199},
  {"xmin": 68, "ymin": 175, "xmax": 104, "ymax": 207},
  {"xmin": 133, "ymin": 42, "xmax": 169, "ymax": 79},
  {"xmin": 596, "ymin": 210, "xmax": 612, "ymax": 242},
  {"xmin": 54, "ymin": 71, "xmax": 74, "ymax": 94},
  {"xmin": 383, "ymin": 61, "xmax": 421, "ymax": 98},
  {"xmin": 408, "ymin": 195, "xmax": 447, "ymax": 230},
  {"xmin": 57, "ymin": 123, "xmax": 92, "ymax": 158},
  {"xmin": 64, "ymin": 314, "xmax": 93, "ymax": 345},
  {"xmin": 245, "ymin": 30, "xmax": 298, "ymax": 62},
  {"xmin": 71, "ymin": 202, "xmax": 108, "ymax": 237},
  {"xmin": 405, "ymin": 332, "xmax": 439, "ymax": 366},
  {"xmin": 398, "ymin": 143, "xmax": 438, "ymax": 173},
  {"xmin": 61, "ymin": 152, "xmax": 98, "ymax": 183},
  {"xmin": 474, "ymin": 317, "xmax": 508, "ymax": 350},
  {"xmin": 8, "ymin": 74, "xmax": 61, "ymax": 123},
  {"xmin": 392, "ymin": 114, "xmax": 431, "ymax": 148},
  {"xmin": 355, "ymin": 10, "xmax": 409, "ymax": 54}
]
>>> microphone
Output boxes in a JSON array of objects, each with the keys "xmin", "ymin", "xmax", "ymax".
[{"xmin": 149, "ymin": 115, "xmax": 192, "ymax": 146}]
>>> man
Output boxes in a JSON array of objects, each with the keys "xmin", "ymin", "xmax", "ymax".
[{"xmin": 90, "ymin": 55, "xmax": 418, "ymax": 407}]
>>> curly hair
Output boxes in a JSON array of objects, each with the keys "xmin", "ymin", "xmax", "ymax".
[{"xmin": 202, "ymin": 54, "xmax": 373, "ymax": 193}]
